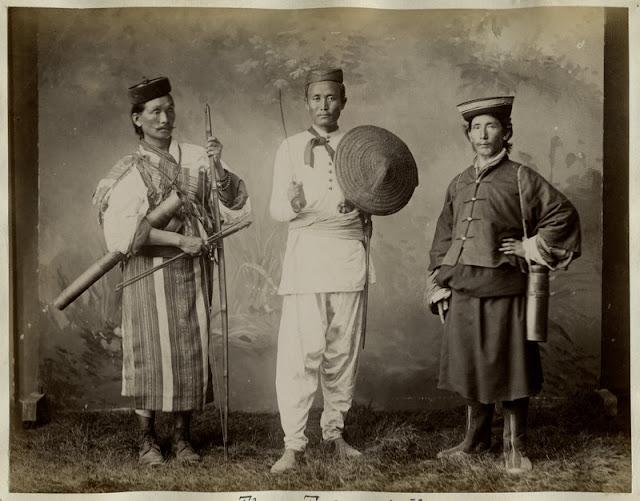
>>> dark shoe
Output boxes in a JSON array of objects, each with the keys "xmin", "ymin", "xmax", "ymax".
[
  {"xmin": 270, "ymin": 449, "xmax": 301, "ymax": 474},
  {"xmin": 173, "ymin": 439, "xmax": 202, "ymax": 463},
  {"xmin": 437, "ymin": 401, "xmax": 494, "ymax": 459},
  {"xmin": 328, "ymin": 437, "xmax": 362, "ymax": 459},
  {"xmin": 503, "ymin": 398, "xmax": 533, "ymax": 474},
  {"xmin": 171, "ymin": 411, "xmax": 201, "ymax": 463},
  {"xmin": 437, "ymin": 439, "xmax": 490, "ymax": 458},
  {"xmin": 136, "ymin": 412, "xmax": 164, "ymax": 466},
  {"xmin": 139, "ymin": 434, "xmax": 164, "ymax": 466}
]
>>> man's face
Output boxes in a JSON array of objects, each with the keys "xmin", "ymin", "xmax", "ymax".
[
  {"xmin": 305, "ymin": 81, "xmax": 345, "ymax": 132},
  {"xmin": 467, "ymin": 114, "xmax": 506, "ymax": 160},
  {"xmin": 133, "ymin": 95, "xmax": 175, "ymax": 143}
]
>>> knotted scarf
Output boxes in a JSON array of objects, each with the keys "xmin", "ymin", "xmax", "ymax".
[{"xmin": 303, "ymin": 127, "xmax": 335, "ymax": 168}]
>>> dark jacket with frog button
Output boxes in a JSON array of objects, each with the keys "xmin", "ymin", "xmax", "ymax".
[{"xmin": 428, "ymin": 157, "xmax": 581, "ymax": 298}]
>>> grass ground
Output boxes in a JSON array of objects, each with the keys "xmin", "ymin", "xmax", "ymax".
[{"xmin": 10, "ymin": 392, "xmax": 630, "ymax": 493}]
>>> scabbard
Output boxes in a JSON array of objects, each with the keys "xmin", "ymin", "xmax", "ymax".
[
  {"xmin": 54, "ymin": 251, "xmax": 124, "ymax": 310},
  {"xmin": 361, "ymin": 214, "xmax": 372, "ymax": 350},
  {"xmin": 53, "ymin": 191, "xmax": 184, "ymax": 311}
]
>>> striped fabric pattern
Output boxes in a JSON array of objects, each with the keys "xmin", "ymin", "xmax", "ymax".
[{"xmin": 120, "ymin": 142, "xmax": 213, "ymax": 411}]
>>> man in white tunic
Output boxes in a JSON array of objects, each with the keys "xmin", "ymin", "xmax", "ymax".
[
  {"xmin": 95, "ymin": 77, "xmax": 250, "ymax": 465},
  {"xmin": 269, "ymin": 68, "xmax": 372, "ymax": 473}
]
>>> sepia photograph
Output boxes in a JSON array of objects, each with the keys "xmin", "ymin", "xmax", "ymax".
[{"xmin": 5, "ymin": 2, "xmax": 634, "ymax": 498}]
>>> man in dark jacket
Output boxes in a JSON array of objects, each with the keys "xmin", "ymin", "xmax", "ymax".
[{"xmin": 426, "ymin": 96, "xmax": 581, "ymax": 473}]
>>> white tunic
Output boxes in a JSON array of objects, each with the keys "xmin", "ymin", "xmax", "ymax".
[
  {"xmin": 102, "ymin": 141, "xmax": 250, "ymax": 253},
  {"xmin": 269, "ymin": 126, "xmax": 375, "ymax": 295}
]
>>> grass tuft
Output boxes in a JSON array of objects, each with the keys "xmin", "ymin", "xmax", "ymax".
[{"xmin": 10, "ymin": 395, "xmax": 630, "ymax": 493}]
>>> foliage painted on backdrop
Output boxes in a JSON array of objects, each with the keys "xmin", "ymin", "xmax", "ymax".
[
  {"xmin": 38, "ymin": 8, "xmax": 603, "ymax": 411},
  {"xmin": 234, "ymin": 32, "xmax": 376, "ymax": 103},
  {"xmin": 417, "ymin": 12, "xmax": 602, "ymax": 117}
]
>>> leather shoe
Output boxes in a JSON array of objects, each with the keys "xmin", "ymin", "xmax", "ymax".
[
  {"xmin": 437, "ymin": 440, "xmax": 489, "ymax": 459},
  {"xmin": 139, "ymin": 435, "xmax": 164, "ymax": 466},
  {"xmin": 173, "ymin": 439, "xmax": 201, "ymax": 463}
]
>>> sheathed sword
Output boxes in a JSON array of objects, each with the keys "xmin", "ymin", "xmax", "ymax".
[
  {"xmin": 54, "ymin": 192, "xmax": 184, "ymax": 310},
  {"xmin": 361, "ymin": 213, "xmax": 372, "ymax": 349},
  {"xmin": 334, "ymin": 125, "xmax": 419, "ymax": 351},
  {"xmin": 205, "ymin": 104, "xmax": 230, "ymax": 459}
]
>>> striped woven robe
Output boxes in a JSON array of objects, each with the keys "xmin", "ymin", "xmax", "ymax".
[{"xmin": 99, "ymin": 140, "xmax": 249, "ymax": 411}]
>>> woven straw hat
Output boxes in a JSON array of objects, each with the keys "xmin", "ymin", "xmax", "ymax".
[{"xmin": 335, "ymin": 125, "xmax": 418, "ymax": 216}]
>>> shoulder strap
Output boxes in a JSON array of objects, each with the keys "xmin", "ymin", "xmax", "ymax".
[
  {"xmin": 454, "ymin": 171, "xmax": 464, "ymax": 194},
  {"xmin": 515, "ymin": 163, "xmax": 527, "ymax": 239},
  {"xmin": 516, "ymin": 163, "xmax": 532, "ymax": 270}
]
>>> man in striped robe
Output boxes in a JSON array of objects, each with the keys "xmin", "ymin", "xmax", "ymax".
[{"xmin": 95, "ymin": 77, "xmax": 250, "ymax": 465}]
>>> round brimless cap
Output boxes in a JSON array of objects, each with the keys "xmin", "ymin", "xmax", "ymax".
[
  {"xmin": 305, "ymin": 68, "xmax": 344, "ymax": 86},
  {"xmin": 128, "ymin": 76, "xmax": 171, "ymax": 105}
]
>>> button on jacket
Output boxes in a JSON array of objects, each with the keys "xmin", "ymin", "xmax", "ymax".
[{"xmin": 429, "ymin": 157, "xmax": 581, "ymax": 272}]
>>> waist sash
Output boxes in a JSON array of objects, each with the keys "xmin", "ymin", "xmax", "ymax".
[{"xmin": 288, "ymin": 210, "xmax": 363, "ymax": 240}]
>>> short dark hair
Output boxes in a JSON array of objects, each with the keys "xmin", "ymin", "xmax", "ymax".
[
  {"xmin": 130, "ymin": 102, "xmax": 145, "ymax": 139},
  {"xmin": 304, "ymin": 82, "xmax": 347, "ymax": 103},
  {"xmin": 463, "ymin": 114, "xmax": 513, "ymax": 153}
]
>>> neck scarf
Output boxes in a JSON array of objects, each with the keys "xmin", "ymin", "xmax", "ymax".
[{"xmin": 303, "ymin": 127, "xmax": 336, "ymax": 168}]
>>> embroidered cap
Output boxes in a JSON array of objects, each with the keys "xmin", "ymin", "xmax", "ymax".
[
  {"xmin": 335, "ymin": 125, "xmax": 419, "ymax": 216},
  {"xmin": 305, "ymin": 68, "xmax": 344, "ymax": 86},
  {"xmin": 128, "ymin": 76, "xmax": 172, "ymax": 105},
  {"xmin": 457, "ymin": 96, "xmax": 514, "ymax": 122}
]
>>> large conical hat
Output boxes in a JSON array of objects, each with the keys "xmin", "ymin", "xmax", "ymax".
[{"xmin": 335, "ymin": 125, "xmax": 418, "ymax": 216}]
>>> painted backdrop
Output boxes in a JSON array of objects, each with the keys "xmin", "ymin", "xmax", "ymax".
[{"xmin": 37, "ymin": 7, "xmax": 603, "ymax": 411}]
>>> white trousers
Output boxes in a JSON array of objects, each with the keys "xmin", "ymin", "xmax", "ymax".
[{"xmin": 275, "ymin": 291, "xmax": 363, "ymax": 451}]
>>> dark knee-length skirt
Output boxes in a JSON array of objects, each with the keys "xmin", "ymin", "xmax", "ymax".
[{"xmin": 438, "ymin": 290, "xmax": 543, "ymax": 404}]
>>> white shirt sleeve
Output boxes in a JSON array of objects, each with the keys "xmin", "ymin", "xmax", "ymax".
[
  {"xmin": 523, "ymin": 234, "xmax": 574, "ymax": 270},
  {"xmin": 102, "ymin": 168, "xmax": 149, "ymax": 253},
  {"xmin": 269, "ymin": 139, "xmax": 298, "ymax": 222},
  {"xmin": 522, "ymin": 235, "xmax": 545, "ymax": 266},
  {"xmin": 219, "ymin": 196, "xmax": 252, "ymax": 223}
]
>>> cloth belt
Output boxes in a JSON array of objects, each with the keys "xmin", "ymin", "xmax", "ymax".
[
  {"xmin": 288, "ymin": 210, "xmax": 363, "ymax": 240},
  {"xmin": 304, "ymin": 127, "xmax": 335, "ymax": 168}
]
